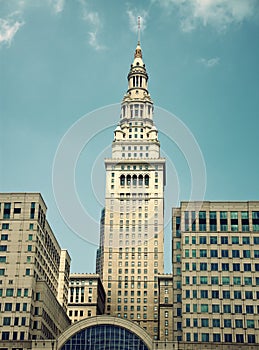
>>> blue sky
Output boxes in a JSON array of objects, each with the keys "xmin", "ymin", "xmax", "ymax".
[{"xmin": 1, "ymin": 0, "xmax": 259, "ymax": 272}]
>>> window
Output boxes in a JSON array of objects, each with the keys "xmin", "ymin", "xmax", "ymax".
[
  {"xmin": 232, "ymin": 236, "xmax": 239, "ymax": 244},
  {"xmin": 211, "ymin": 263, "xmax": 218, "ymax": 271},
  {"xmin": 247, "ymin": 320, "xmax": 254, "ymax": 328},
  {"xmin": 244, "ymin": 265, "xmax": 252, "ymax": 273},
  {"xmin": 213, "ymin": 319, "xmax": 220, "ymax": 327},
  {"xmin": 200, "ymin": 291, "xmax": 208, "ymax": 298},
  {"xmin": 248, "ymin": 335, "xmax": 256, "ymax": 343},
  {"xmin": 222, "ymin": 250, "xmax": 228, "ymax": 257},
  {"xmin": 246, "ymin": 305, "xmax": 254, "ymax": 314},
  {"xmin": 6, "ymin": 288, "xmax": 13, "ymax": 296},
  {"xmin": 222, "ymin": 263, "xmax": 229, "ymax": 271},
  {"xmin": 224, "ymin": 319, "xmax": 231, "ymax": 327},
  {"xmin": 243, "ymin": 236, "xmax": 250, "ymax": 244},
  {"xmin": 224, "ymin": 334, "xmax": 232, "ymax": 343},
  {"xmin": 221, "ymin": 237, "xmax": 228, "ymax": 244},
  {"xmin": 245, "ymin": 291, "xmax": 253, "ymax": 299},
  {"xmin": 1, "ymin": 234, "xmax": 8, "ymax": 241},
  {"xmin": 212, "ymin": 304, "xmax": 220, "ymax": 313},
  {"xmin": 199, "ymin": 236, "xmax": 207, "ymax": 244},
  {"xmin": 233, "ymin": 263, "xmax": 240, "ymax": 271},
  {"xmin": 201, "ymin": 333, "xmax": 209, "ymax": 342},
  {"xmin": 200, "ymin": 276, "xmax": 208, "ymax": 284},
  {"xmin": 212, "ymin": 290, "xmax": 219, "ymax": 298},
  {"xmin": 200, "ymin": 263, "xmax": 207, "ymax": 271},
  {"xmin": 213, "ymin": 334, "xmax": 221, "ymax": 342},
  {"xmin": 222, "ymin": 276, "xmax": 230, "ymax": 285},
  {"xmin": 210, "ymin": 249, "xmax": 218, "ymax": 257},
  {"xmin": 210, "ymin": 236, "xmax": 217, "ymax": 244},
  {"xmin": 234, "ymin": 291, "xmax": 241, "ymax": 299},
  {"xmin": 2, "ymin": 223, "xmax": 9, "ymax": 230},
  {"xmin": 243, "ymin": 250, "xmax": 250, "ymax": 258},
  {"xmin": 223, "ymin": 291, "xmax": 230, "ymax": 299},
  {"xmin": 232, "ymin": 250, "xmax": 240, "ymax": 258},
  {"xmin": 3, "ymin": 317, "xmax": 11, "ymax": 325},
  {"xmin": 201, "ymin": 304, "xmax": 208, "ymax": 312},
  {"xmin": 234, "ymin": 277, "xmax": 241, "ymax": 285},
  {"xmin": 235, "ymin": 305, "xmax": 242, "ymax": 313},
  {"xmin": 235, "ymin": 319, "xmax": 243, "ymax": 328},
  {"xmin": 200, "ymin": 249, "xmax": 207, "ymax": 257},
  {"xmin": 201, "ymin": 318, "xmax": 209, "ymax": 327},
  {"xmin": 5, "ymin": 303, "xmax": 12, "ymax": 311},
  {"xmin": 223, "ymin": 304, "xmax": 231, "ymax": 313},
  {"xmin": 1, "ymin": 332, "xmax": 10, "ymax": 340}
]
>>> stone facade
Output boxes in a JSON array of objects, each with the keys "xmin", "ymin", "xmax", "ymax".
[
  {"xmin": 0, "ymin": 193, "xmax": 71, "ymax": 341},
  {"xmin": 67, "ymin": 273, "xmax": 105, "ymax": 323},
  {"xmin": 172, "ymin": 201, "xmax": 259, "ymax": 345},
  {"xmin": 96, "ymin": 41, "xmax": 166, "ymax": 339}
]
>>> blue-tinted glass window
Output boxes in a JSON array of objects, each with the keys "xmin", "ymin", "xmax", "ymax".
[{"xmin": 61, "ymin": 325, "xmax": 149, "ymax": 350}]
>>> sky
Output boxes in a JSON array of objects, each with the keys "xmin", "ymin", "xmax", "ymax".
[{"xmin": 1, "ymin": 0, "xmax": 259, "ymax": 273}]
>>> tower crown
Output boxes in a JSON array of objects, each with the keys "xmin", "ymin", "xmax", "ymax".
[{"xmin": 126, "ymin": 41, "xmax": 149, "ymax": 100}]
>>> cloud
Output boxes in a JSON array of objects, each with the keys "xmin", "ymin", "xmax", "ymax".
[
  {"xmin": 0, "ymin": 17, "xmax": 24, "ymax": 47},
  {"xmin": 153, "ymin": 0, "xmax": 258, "ymax": 32},
  {"xmin": 79, "ymin": 1, "xmax": 105, "ymax": 51},
  {"xmin": 127, "ymin": 9, "xmax": 148, "ymax": 38},
  {"xmin": 198, "ymin": 57, "xmax": 220, "ymax": 68},
  {"xmin": 52, "ymin": 0, "xmax": 65, "ymax": 13}
]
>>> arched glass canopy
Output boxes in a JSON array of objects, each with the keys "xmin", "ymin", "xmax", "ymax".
[{"xmin": 60, "ymin": 324, "xmax": 149, "ymax": 350}]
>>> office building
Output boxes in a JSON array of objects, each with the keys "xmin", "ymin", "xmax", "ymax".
[
  {"xmin": 67, "ymin": 273, "xmax": 105, "ymax": 323},
  {"xmin": 172, "ymin": 201, "xmax": 259, "ymax": 344},
  {"xmin": 96, "ymin": 39, "xmax": 166, "ymax": 338},
  {"xmin": 0, "ymin": 193, "xmax": 71, "ymax": 341}
]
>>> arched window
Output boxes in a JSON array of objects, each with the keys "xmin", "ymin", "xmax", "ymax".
[
  {"xmin": 144, "ymin": 175, "xmax": 149, "ymax": 186},
  {"xmin": 139, "ymin": 175, "xmax": 143, "ymax": 186},
  {"xmin": 127, "ymin": 175, "xmax": 131, "ymax": 186},
  {"xmin": 120, "ymin": 175, "xmax": 125, "ymax": 186},
  {"xmin": 60, "ymin": 324, "xmax": 149, "ymax": 350},
  {"xmin": 132, "ymin": 175, "xmax": 137, "ymax": 186}
]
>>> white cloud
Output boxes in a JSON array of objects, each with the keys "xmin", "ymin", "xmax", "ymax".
[
  {"xmin": 79, "ymin": 1, "xmax": 106, "ymax": 51},
  {"xmin": 88, "ymin": 30, "xmax": 105, "ymax": 51},
  {"xmin": 153, "ymin": 0, "xmax": 258, "ymax": 32},
  {"xmin": 198, "ymin": 57, "xmax": 220, "ymax": 68},
  {"xmin": 127, "ymin": 9, "xmax": 148, "ymax": 34},
  {"xmin": 0, "ymin": 17, "xmax": 24, "ymax": 47},
  {"xmin": 52, "ymin": 0, "xmax": 65, "ymax": 13}
]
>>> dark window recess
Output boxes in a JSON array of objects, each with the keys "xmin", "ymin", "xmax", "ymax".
[
  {"xmin": 210, "ymin": 218, "xmax": 217, "ymax": 225},
  {"xmin": 242, "ymin": 219, "xmax": 249, "ymax": 225},
  {"xmin": 14, "ymin": 208, "xmax": 21, "ymax": 214},
  {"xmin": 231, "ymin": 219, "xmax": 238, "ymax": 225},
  {"xmin": 220, "ymin": 219, "xmax": 227, "ymax": 225},
  {"xmin": 3, "ymin": 203, "xmax": 11, "ymax": 219},
  {"xmin": 30, "ymin": 202, "xmax": 35, "ymax": 219}
]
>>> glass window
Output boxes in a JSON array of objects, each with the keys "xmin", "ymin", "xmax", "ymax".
[{"xmin": 212, "ymin": 304, "xmax": 220, "ymax": 313}]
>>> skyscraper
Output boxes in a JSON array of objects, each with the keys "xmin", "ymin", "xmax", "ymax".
[
  {"xmin": 96, "ymin": 40, "xmax": 166, "ymax": 339},
  {"xmin": 172, "ymin": 201, "xmax": 259, "ymax": 344},
  {"xmin": 0, "ymin": 193, "xmax": 71, "ymax": 341}
]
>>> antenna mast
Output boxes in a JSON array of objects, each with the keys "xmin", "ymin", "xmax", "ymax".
[{"xmin": 137, "ymin": 16, "xmax": 141, "ymax": 44}]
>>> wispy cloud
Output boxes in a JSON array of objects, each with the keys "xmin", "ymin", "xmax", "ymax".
[
  {"xmin": 79, "ymin": 1, "xmax": 105, "ymax": 51},
  {"xmin": 127, "ymin": 9, "xmax": 148, "ymax": 34},
  {"xmin": 52, "ymin": 0, "xmax": 65, "ymax": 14},
  {"xmin": 153, "ymin": 0, "xmax": 258, "ymax": 32},
  {"xmin": 198, "ymin": 57, "xmax": 220, "ymax": 68},
  {"xmin": 0, "ymin": 17, "xmax": 24, "ymax": 47}
]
